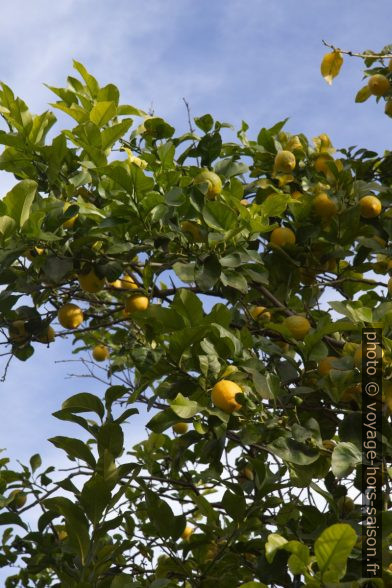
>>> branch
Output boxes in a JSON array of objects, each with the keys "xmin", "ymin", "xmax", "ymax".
[{"xmin": 322, "ymin": 40, "xmax": 392, "ymax": 60}]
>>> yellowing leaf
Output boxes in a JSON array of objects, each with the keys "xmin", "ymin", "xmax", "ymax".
[
  {"xmin": 321, "ymin": 51, "xmax": 343, "ymax": 85},
  {"xmin": 355, "ymin": 85, "xmax": 372, "ymax": 103}
]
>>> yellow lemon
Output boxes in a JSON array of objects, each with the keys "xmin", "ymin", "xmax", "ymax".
[
  {"xmin": 312, "ymin": 192, "xmax": 338, "ymax": 218},
  {"xmin": 92, "ymin": 344, "xmax": 110, "ymax": 362},
  {"xmin": 385, "ymin": 101, "xmax": 392, "ymax": 117},
  {"xmin": 9, "ymin": 490, "xmax": 27, "ymax": 509},
  {"xmin": 359, "ymin": 195, "xmax": 382, "ymax": 219},
  {"xmin": 250, "ymin": 306, "xmax": 271, "ymax": 322},
  {"xmin": 121, "ymin": 274, "xmax": 138, "ymax": 290},
  {"xmin": 368, "ymin": 74, "xmax": 390, "ymax": 97},
  {"xmin": 270, "ymin": 227, "xmax": 296, "ymax": 247},
  {"xmin": 318, "ymin": 356, "xmax": 338, "ymax": 376},
  {"xmin": 181, "ymin": 525, "xmax": 194, "ymax": 541},
  {"xmin": 172, "ymin": 422, "xmax": 188, "ymax": 435},
  {"xmin": 78, "ymin": 269, "xmax": 105, "ymax": 293},
  {"xmin": 211, "ymin": 380, "xmax": 242, "ymax": 413},
  {"xmin": 58, "ymin": 303, "xmax": 84, "ymax": 329},
  {"xmin": 274, "ymin": 150, "xmax": 296, "ymax": 173},
  {"xmin": 314, "ymin": 154, "xmax": 333, "ymax": 174},
  {"xmin": 125, "ymin": 295, "xmax": 149, "ymax": 314},
  {"xmin": 283, "ymin": 315, "xmax": 311, "ymax": 340},
  {"xmin": 194, "ymin": 170, "xmax": 222, "ymax": 200},
  {"xmin": 180, "ymin": 220, "xmax": 203, "ymax": 242},
  {"xmin": 25, "ymin": 247, "xmax": 44, "ymax": 261},
  {"xmin": 36, "ymin": 325, "xmax": 55, "ymax": 344}
]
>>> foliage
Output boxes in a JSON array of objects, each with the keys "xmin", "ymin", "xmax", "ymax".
[{"xmin": 0, "ymin": 56, "xmax": 391, "ymax": 586}]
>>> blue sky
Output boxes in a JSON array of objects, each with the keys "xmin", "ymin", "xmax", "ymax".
[{"xmin": 0, "ymin": 0, "xmax": 391, "ymax": 570}]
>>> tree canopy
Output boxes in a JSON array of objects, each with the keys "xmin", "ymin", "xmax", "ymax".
[{"xmin": 0, "ymin": 50, "xmax": 391, "ymax": 587}]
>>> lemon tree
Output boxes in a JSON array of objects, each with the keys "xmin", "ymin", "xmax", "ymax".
[{"xmin": 0, "ymin": 58, "xmax": 391, "ymax": 587}]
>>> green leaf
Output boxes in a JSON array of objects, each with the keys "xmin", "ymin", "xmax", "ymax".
[
  {"xmin": 202, "ymin": 201, "xmax": 237, "ymax": 231},
  {"xmin": 214, "ymin": 158, "xmax": 249, "ymax": 178},
  {"xmin": 101, "ymin": 119, "xmax": 133, "ymax": 149},
  {"xmin": 62, "ymin": 392, "xmax": 105, "ymax": 420},
  {"xmin": 145, "ymin": 490, "xmax": 185, "ymax": 540},
  {"xmin": 44, "ymin": 497, "xmax": 90, "ymax": 564},
  {"xmin": 0, "ymin": 512, "xmax": 28, "ymax": 530},
  {"xmin": 147, "ymin": 409, "xmax": 180, "ymax": 433},
  {"xmin": 195, "ymin": 254, "xmax": 221, "ymax": 290},
  {"xmin": 265, "ymin": 533, "xmax": 287, "ymax": 563},
  {"xmin": 222, "ymin": 488, "xmax": 246, "ymax": 520},
  {"xmin": 331, "ymin": 442, "xmax": 362, "ymax": 479},
  {"xmin": 267, "ymin": 437, "xmax": 320, "ymax": 465},
  {"xmin": 73, "ymin": 60, "xmax": 99, "ymax": 97},
  {"xmin": 80, "ymin": 475, "xmax": 111, "ymax": 525},
  {"xmin": 97, "ymin": 423, "xmax": 124, "ymax": 458},
  {"xmin": 260, "ymin": 193, "xmax": 289, "ymax": 217},
  {"xmin": 0, "ymin": 215, "xmax": 16, "ymax": 238},
  {"xmin": 169, "ymin": 394, "xmax": 200, "ymax": 419},
  {"xmin": 29, "ymin": 453, "xmax": 41, "ymax": 473},
  {"xmin": 48, "ymin": 436, "xmax": 96, "ymax": 468},
  {"xmin": 355, "ymin": 85, "xmax": 372, "ymax": 103},
  {"xmin": 194, "ymin": 114, "xmax": 214, "ymax": 133},
  {"xmin": 240, "ymin": 583, "xmax": 268, "ymax": 588},
  {"xmin": 171, "ymin": 288, "xmax": 203, "ymax": 326},
  {"xmin": 3, "ymin": 180, "xmax": 37, "ymax": 227},
  {"xmin": 283, "ymin": 541, "xmax": 310, "ymax": 575},
  {"xmin": 314, "ymin": 523, "xmax": 357, "ymax": 582},
  {"xmin": 144, "ymin": 117, "xmax": 175, "ymax": 139},
  {"xmin": 89, "ymin": 101, "xmax": 117, "ymax": 127}
]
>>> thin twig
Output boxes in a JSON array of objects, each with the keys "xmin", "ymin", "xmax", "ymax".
[{"xmin": 322, "ymin": 40, "xmax": 392, "ymax": 60}]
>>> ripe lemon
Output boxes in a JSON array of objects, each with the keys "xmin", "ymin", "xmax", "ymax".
[
  {"xmin": 312, "ymin": 192, "xmax": 337, "ymax": 218},
  {"xmin": 92, "ymin": 344, "xmax": 110, "ymax": 362},
  {"xmin": 109, "ymin": 279, "xmax": 123, "ymax": 289},
  {"xmin": 25, "ymin": 247, "xmax": 44, "ymax": 261},
  {"xmin": 181, "ymin": 525, "xmax": 193, "ymax": 541},
  {"xmin": 270, "ymin": 227, "xmax": 296, "ymax": 247},
  {"xmin": 125, "ymin": 295, "xmax": 149, "ymax": 314},
  {"xmin": 368, "ymin": 74, "xmax": 390, "ymax": 97},
  {"xmin": 180, "ymin": 220, "xmax": 203, "ymax": 242},
  {"xmin": 274, "ymin": 150, "xmax": 296, "ymax": 173},
  {"xmin": 318, "ymin": 356, "xmax": 338, "ymax": 376},
  {"xmin": 314, "ymin": 154, "xmax": 333, "ymax": 174},
  {"xmin": 359, "ymin": 195, "xmax": 382, "ymax": 219},
  {"xmin": 283, "ymin": 315, "xmax": 311, "ymax": 340},
  {"xmin": 9, "ymin": 490, "xmax": 27, "ymax": 509},
  {"xmin": 194, "ymin": 170, "xmax": 222, "ymax": 200},
  {"xmin": 121, "ymin": 274, "xmax": 138, "ymax": 290},
  {"xmin": 385, "ymin": 101, "xmax": 392, "ymax": 117},
  {"xmin": 63, "ymin": 202, "xmax": 78, "ymax": 229},
  {"xmin": 211, "ymin": 379, "xmax": 242, "ymax": 413},
  {"xmin": 172, "ymin": 422, "xmax": 188, "ymax": 435},
  {"xmin": 78, "ymin": 269, "xmax": 105, "ymax": 293},
  {"xmin": 9, "ymin": 320, "xmax": 28, "ymax": 344},
  {"xmin": 36, "ymin": 325, "xmax": 55, "ymax": 344},
  {"xmin": 250, "ymin": 306, "xmax": 271, "ymax": 322},
  {"xmin": 287, "ymin": 135, "xmax": 302, "ymax": 152},
  {"xmin": 58, "ymin": 303, "xmax": 84, "ymax": 329}
]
